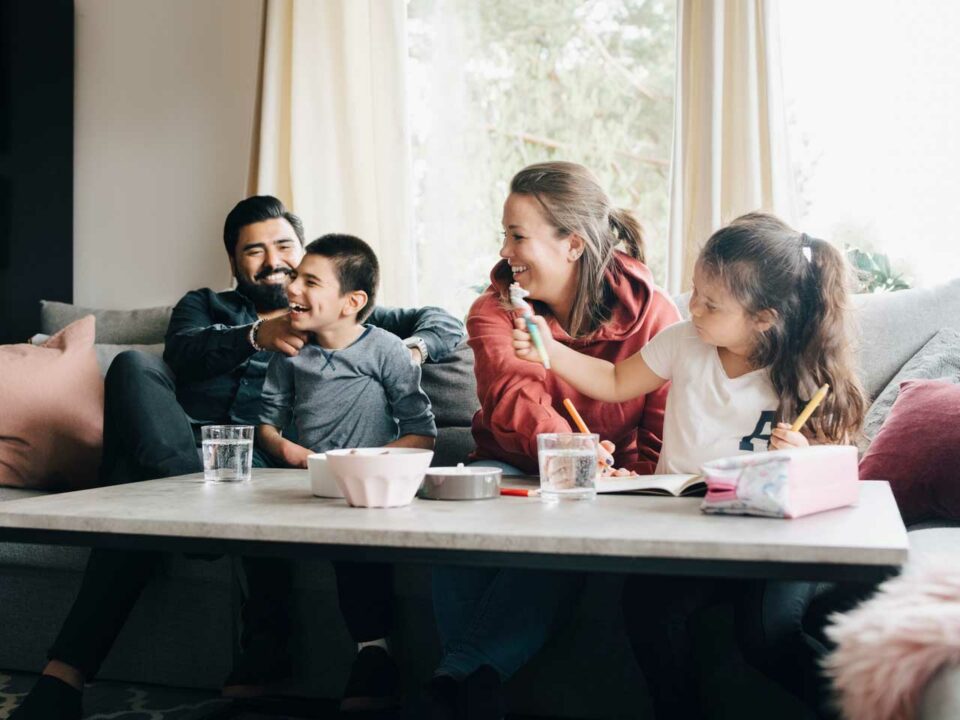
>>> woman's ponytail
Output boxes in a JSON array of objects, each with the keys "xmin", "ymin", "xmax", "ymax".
[{"xmin": 609, "ymin": 207, "xmax": 646, "ymax": 263}]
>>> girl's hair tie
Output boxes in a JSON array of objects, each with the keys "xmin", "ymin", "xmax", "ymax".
[{"xmin": 799, "ymin": 233, "xmax": 813, "ymax": 262}]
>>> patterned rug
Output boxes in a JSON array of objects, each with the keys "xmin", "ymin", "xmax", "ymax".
[
  {"xmin": 0, "ymin": 670, "xmax": 563, "ymax": 719},
  {"xmin": 0, "ymin": 670, "xmax": 344, "ymax": 719}
]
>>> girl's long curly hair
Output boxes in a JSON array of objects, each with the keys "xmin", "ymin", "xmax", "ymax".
[{"xmin": 699, "ymin": 212, "xmax": 866, "ymax": 443}]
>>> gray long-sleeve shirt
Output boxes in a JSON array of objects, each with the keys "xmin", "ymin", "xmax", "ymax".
[{"xmin": 258, "ymin": 325, "xmax": 437, "ymax": 452}]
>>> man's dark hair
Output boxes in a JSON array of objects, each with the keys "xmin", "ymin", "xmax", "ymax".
[
  {"xmin": 305, "ymin": 234, "xmax": 380, "ymax": 322},
  {"xmin": 223, "ymin": 195, "xmax": 305, "ymax": 257}
]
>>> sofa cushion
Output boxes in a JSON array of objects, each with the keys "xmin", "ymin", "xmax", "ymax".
[
  {"xmin": 41, "ymin": 299, "xmax": 172, "ymax": 345},
  {"xmin": 853, "ymin": 279, "xmax": 960, "ymax": 401},
  {"xmin": 861, "ymin": 328, "xmax": 960, "ymax": 450},
  {"xmin": 420, "ymin": 342, "xmax": 479, "ymax": 427},
  {"xmin": 0, "ymin": 316, "xmax": 104, "ymax": 489},
  {"xmin": 859, "ymin": 380, "xmax": 960, "ymax": 524}
]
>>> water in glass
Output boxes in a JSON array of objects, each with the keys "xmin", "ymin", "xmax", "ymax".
[{"xmin": 202, "ymin": 438, "xmax": 252, "ymax": 483}]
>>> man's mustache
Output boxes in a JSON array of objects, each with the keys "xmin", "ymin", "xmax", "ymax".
[{"xmin": 254, "ymin": 266, "xmax": 294, "ymax": 281}]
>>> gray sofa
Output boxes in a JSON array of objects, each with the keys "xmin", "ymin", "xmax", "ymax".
[{"xmin": 2, "ymin": 284, "xmax": 959, "ymax": 719}]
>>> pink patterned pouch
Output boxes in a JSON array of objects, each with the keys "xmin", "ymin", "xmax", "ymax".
[{"xmin": 700, "ymin": 445, "xmax": 860, "ymax": 518}]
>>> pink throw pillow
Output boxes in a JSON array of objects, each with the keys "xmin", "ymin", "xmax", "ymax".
[
  {"xmin": 0, "ymin": 316, "xmax": 104, "ymax": 489},
  {"xmin": 859, "ymin": 379, "xmax": 960, "ymax": 524}
]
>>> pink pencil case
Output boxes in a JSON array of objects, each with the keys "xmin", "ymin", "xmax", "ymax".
[{"xmin": 700, "ymin": 445, "xmax": 859, "ymax": 518}]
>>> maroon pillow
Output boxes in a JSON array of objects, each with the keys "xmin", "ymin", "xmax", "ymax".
[{"xmin": 859, "ymin": 379, "xmax": 960, "ymax": 524}]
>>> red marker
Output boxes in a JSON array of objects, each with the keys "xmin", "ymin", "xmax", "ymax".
[{"xmin": 500, "ymin": 487, "xmax": 540, "ymax": 497}]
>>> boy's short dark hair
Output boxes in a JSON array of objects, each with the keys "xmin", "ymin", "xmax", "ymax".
[
  {"xmin": 305, "ymin": 234, "xmax": 380, "ymax": 321},
  {"xmin": 223, "ymin": 195, "xmax": 305, "ymax": 257}
]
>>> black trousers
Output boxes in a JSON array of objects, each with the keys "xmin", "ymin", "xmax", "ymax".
[
  {"xmin": 48, "ymin": 350, "xmax": 393, "ymax": 678},
  {"xmin": 623, "ymin": 575, "xmax": 828, "ymax": 719},
  {"xmin": 622, "ymin": 574, "xmax": 880, "ymax": 720}
]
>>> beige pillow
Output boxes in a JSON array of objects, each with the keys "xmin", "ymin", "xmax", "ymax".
[{"xmin": 0, "ymin": 316, "xmax": 104, "ymax": 489}]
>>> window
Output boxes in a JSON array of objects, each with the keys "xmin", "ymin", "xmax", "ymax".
[
  {"xmin": 780, "ymin": 0, "xmax": 960, "ymax": 288},
  {"xmin": 407, "ymin": 0, "xmax": 677, "ymax": 316}
]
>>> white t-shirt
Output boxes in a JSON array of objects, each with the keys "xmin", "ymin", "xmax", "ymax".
[{"xmin": 640, "ymin": 321, "xmax": 780, "ymax": 474}]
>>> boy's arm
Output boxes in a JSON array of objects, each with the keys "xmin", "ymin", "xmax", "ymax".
[
  {"xmin": 257, "ymin": 354, "xmax": 311, "ymax": 467},
  {"xmin": 378, "ymin": 336, "xmax": 438, "ymax": 443},
  {"xmin": 514, "ymin": 316, "xmax": 667, "ymax": 402},
  {"xmin": 366, "ymin": 305, "xmax": 466, "ymax": 363},
  {"xmin": 256, "ymin": 424, "xmax": 312, "ymax": 468},
  {"xmin": 385, "ymin": 434, "xmax": 435, "ymax": 450}
]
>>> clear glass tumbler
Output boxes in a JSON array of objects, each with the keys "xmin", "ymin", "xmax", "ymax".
[
  {"xmin": 201, "ymin": 425, "xmax": 254, "ymax": 482},
  {"xmin": 537, "ymin": 432, "xmax": 599, "ymax": 501}
]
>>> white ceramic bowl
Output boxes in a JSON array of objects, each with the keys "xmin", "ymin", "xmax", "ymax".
[
  {"xmin": 325, "ymin": 448, "xmax": 434, "ymax": 508},
  {"xmin": 307, "ymin": 453, "xmax": 343, "ymax": 498}
]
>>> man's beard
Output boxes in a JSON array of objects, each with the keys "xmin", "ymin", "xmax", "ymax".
[{"xmin": 235, "ymin": 268, "xmax": 292, "ymax": 311}]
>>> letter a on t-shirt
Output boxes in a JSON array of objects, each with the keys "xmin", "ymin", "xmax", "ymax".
[{"xmin": 739, "ymin": 410, "xmax": 776, "ymax": 452}]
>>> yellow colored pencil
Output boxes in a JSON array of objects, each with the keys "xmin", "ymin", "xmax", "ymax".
[
  {"xmin": 791, "ymin": 383, "xmax": 830, "ymax": 432},
  {"xmin": 563, "ymin": 398, "xmax": 590, "ymax": 434}
]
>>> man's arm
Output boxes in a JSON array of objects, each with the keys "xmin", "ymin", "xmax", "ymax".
[
  {"xmin": 366, "ymin": 305, "xmax": 465, "ymax": 363},
  {"xmin": 163, "ymin": 290, "xmax": 259, "ymax": 381}
]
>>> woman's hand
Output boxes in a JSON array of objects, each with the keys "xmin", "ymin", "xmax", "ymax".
[
  {"xmin": 512, "ymin": 315, "xmax": 554, "ymax": 364},
  {"xmin": 769, "ymin": 423, "xmax": 810, "ymax": 450}
]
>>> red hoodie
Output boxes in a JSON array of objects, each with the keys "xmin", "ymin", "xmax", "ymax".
[{"xmin": 468, "ymin": 252, "xmax": 681, "ymax": 475}]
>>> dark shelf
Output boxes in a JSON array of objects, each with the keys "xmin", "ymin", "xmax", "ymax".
[{"xmin": 0, "ymin": 0, "xmax": 74, "ymax": 342}]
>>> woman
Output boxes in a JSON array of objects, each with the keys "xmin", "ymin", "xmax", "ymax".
[{"xmin": 429, "ymin": 162, "xmax": 681, "ymax": 718}]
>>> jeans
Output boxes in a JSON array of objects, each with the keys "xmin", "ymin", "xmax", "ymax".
[
  {"xmin": 47, "ymin": 351, "xmax": 392, "ymax": 678},
  {"xmin": 431, "ymin": 460, "xmax": 584, "ymax": 680}
]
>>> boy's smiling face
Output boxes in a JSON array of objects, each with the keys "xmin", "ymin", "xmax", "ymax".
[{"xmin": 286, "ymin": 254, "xmax": 367, "ymax": 334}]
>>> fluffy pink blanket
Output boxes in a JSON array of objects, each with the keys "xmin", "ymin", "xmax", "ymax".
[{"xmin": 824, "ymin": 561, "xmax": 960, "ymax": 720}]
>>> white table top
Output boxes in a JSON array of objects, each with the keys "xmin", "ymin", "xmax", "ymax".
[{"xmin": 0, "ymin": 470, "xmax": 908, "ymax": 573}]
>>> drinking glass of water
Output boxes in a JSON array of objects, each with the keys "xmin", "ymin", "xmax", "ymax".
[
  {"xmin": 537, "ymin": 433, "xmax": 599, "ymax": 502},
  {"xmin": 202, "ymin": 425, "xmax": 254, "ymax": 483}
]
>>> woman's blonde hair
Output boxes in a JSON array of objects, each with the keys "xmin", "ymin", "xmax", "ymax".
[
  {"xmin": 509, "ymin": 161, "xmax": 645, "ymax": 338},
  {"xmin": 699, "ymin": 212, "xmax": 867, "ymax": 443}
]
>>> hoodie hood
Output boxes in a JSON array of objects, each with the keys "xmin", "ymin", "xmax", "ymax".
[{"xmin": 489, "ymin": 251, "xmax": 662, "ymax": 344}]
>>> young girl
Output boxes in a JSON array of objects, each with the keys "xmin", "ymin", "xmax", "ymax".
[{"xmin": 514, "ymin": 212, "xmax": 867, "ymax": 717}]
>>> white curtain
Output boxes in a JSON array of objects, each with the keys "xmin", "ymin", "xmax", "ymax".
[
  {"xmin": 248, "ymin": 0, "xmax": 416, "ymax": 305},
  {"xmin": 666, "ymin": 0, "xmax": 796, "ymax": 293}
]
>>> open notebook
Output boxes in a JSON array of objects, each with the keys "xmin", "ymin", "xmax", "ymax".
[{"xmin": 595, "ymin": 474, "xmax": 705, "ymax": 497}]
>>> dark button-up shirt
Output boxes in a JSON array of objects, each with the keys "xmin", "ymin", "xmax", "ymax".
[{"xmin": 162, "ymin": 288, "xmax": 464, "ymax": 426}]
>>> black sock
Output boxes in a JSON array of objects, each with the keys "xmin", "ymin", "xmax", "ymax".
[
  {"xmin": 428, "ymin": 673, "xmax": 460, "ymax": 720},
  {"xmin": 11, "ymin": 674, "xmax": 82, "ymax": 720},
  {"xmin": 463, "ymin": 666, "xmax": 503, "ymax": 720}
]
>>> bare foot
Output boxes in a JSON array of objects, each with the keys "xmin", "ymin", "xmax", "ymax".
[{"xmin": 42, "ymin": 660, "xmax": 84, "ymax": 691}]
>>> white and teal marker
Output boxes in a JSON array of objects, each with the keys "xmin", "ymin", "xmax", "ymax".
[{"xmin": 509, "ymin": 282, "xmax": 551, "ymax": 370}]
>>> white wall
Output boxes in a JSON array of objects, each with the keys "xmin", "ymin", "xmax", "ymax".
[{"xmin": 73, "ymin": 0, "xmax": 262, "ymax": 308}]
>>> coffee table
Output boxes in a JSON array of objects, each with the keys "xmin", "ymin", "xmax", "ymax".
[{"xmin": 0, "ymin": 469, "xmax": 909, "ymax": 582}]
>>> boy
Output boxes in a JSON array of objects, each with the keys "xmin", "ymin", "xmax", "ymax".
[{"xmin": 257, "ymin": 233, "xmax": 436, "ymax": 711}]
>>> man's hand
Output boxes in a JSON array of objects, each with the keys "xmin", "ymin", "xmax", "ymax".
[
  {"xmin": 409, "ymin": 347, "xmax": 423, "ymax": 365},
  {"xmin": 256, "ymin": 314, "xmax": 309, "ymax": 356},
  {"xmin": 769, "ymin": 423, "xmax": 810, "ymax": 450}
]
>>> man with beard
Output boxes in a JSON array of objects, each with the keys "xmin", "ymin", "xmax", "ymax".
[{"xmin": 11, "ymin": 196, "xmax": 465, "ymax": 720}]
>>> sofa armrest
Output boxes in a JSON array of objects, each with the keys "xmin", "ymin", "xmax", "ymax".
[{"xmin": 920, "ymin": 664, "xmax": 960, "ymax": 720}]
